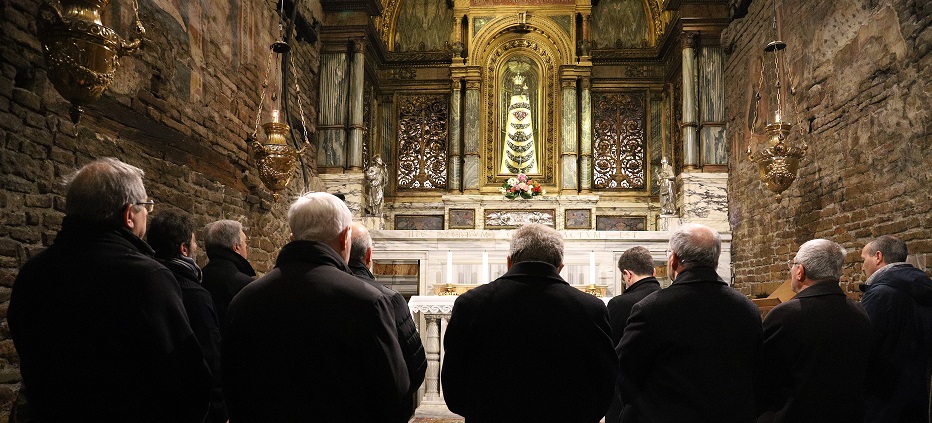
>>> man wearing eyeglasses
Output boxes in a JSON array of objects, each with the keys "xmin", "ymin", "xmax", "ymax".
[
  {"xmin": 757, "ymin": 239, "xmax": 871, "ymax": 423},
  {"xmin": 8, "ymin": 158, "xmax": 211, "ymax": 422}
]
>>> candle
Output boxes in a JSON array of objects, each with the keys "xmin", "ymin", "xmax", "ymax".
[
  {"xmin": 447, "ymin": 250, "xmax": 453, "ymax": 284},
  {"xmin": 481, "ymin": 251, "xmax": 489, "ymax": 283},
  {"xmin": 589, "ymin": 251, "xmax": 596, "ymax": 284},
  {"xmin": 774, "ymin": 111, "xmax": 781, "ymax": 123},
  {"xmin": 272, "ymin": 109, "xmax": 280, "ymax": 123}
]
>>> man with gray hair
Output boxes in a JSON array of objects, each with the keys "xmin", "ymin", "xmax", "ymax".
[
  {"xmin": 223, "ymin": 192, "xmax": 409, "ymax": 422},
  {"xmin": 616, "ymin": 223, "xmax": 761, "ymax": 423},
  {"xmin": 442, "ymin": 223, "xmax": 617, "ymax": 422},
  {"xmin": 9, "ymin": 158, "xmax": 210, "ymax": 422},
  {"xmin": 348, "ymin": 222, "xmax": 426, "ymax": 423},
  {"xmin": 757, "ymin": 239, "xmax": 872, "ymax": 422},
  {"xmin": 860, "ymin": 235, "xmax": 932, "ymax": 423},
  {"xmin": 202, "ymin": 219, "xmax": 255, "ymax": 326}
]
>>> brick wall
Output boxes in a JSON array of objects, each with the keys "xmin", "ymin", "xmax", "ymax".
[
  {"xmin": 0, "ymin": 0, "xmax": 322, "ymax": 417},
  {"xmin": 724, "ymin": 0, "xmax": 932, "ymax": 295}
]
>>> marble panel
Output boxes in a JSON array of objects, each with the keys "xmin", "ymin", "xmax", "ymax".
[
  {"xmin": 463, "ymin": 156, "xmax": 479, "ymax": 189},
  {"xmin": 463, "ymin": 89, "xmax": 480, "ymax": 153},
  {"xmin": 596, "ymin": 215, "xmax": 647, "ymax": 231},
  {"xmin": 562, "ymin": 155, "xmax": 578, "ymax": 190},
  {"xmin": 319, "ymin": 53, "xmax": 348, "ymax": 125},
  {"xmin": 562, "ymin": 87, "xmax": 578, "ymax": 153},
  {"xmin": 448, "ymin": 208, "xmax": 476, "ymax": 229},
  {"xmin": 680, "ymin": 172, "xmax": 729, "ymax": 232},
  {"xmin": 580, "ymin": 155, "xmax": 592, "ymax": 190},
  {"xmin": 565, "ymin": 209, "xmax": 592, "ymax": 229},
  {"xmin": 580, "ymin": 88, "xmax": 592, "ymax": 155},
  {"xmin": 485, "ymin": 209, "xmax": 556, "ymax": 228},
  {"xmin": 317, "ymin": 129, "xmax": 345, "ymax": 168},
  {"xmin": 699, "ymin": 47, "xmax": 725, "ymax": 122},
  {"xmin": 701, "ymin": 125, "xmax": 727, "ymax": 165},
  {"xmin": 320, "ymin": 173, "xmax": 365, "ymax": 217},
  {"xmin": 395, "ymin": 215, "xmax": 445, "ymax": 230}
]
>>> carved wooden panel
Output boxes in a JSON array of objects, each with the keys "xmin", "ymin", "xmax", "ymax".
[
  {"xmin": 592, "ymin": 92, "xmax": 646, "ymax": 189},
  {"xmin": 397, "ymin": 94, "xmax": 449, "ymax": 189}
]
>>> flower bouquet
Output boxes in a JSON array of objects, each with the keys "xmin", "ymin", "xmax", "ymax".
[{"xmin": 500, "ymin": 173, "xmax": 544, "ymax": 200}]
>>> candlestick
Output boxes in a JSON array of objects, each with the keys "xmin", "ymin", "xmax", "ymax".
[
  {"xmin": 481, "ymin": 251, "xmax": 489, "ymax": 283},
  {"xmin": 589, "ymin": 251, "xmax": 596, "ymax": 284},
  {"xmin": 447, "ymin": 250, "xmax": 453, "ymax": 284}
]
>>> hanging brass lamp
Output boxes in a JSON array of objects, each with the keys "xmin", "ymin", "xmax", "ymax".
[
  {"xmin": 37, "ymin": 0, "xmax": 145, "ymax": 124},
  {"xmin": 747, "ymin": 36, "xmax": 807, "ymax": 201},
  {"xmin": 248, "ymin": 38, "xmax": 309, "ymax": 199}
]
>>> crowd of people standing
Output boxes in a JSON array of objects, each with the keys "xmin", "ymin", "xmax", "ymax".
[{"xmin": 7, "ymin": 157, "xmax": 932, "ymax": 423}]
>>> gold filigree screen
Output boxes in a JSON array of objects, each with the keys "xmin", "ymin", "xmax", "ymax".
[
  {"xmin": 592, "ymin": 92, "xmax": 646, "ymax": 189},
  {"xmin": 396, "ymin": 94, "xmax": 449, "ymax": 189}
]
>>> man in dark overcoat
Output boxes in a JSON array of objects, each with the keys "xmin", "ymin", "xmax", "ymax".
[
  {"xmin": 202, "ymin": 219, "xmax": 255, "ymax": 326},
  {"xmin": 222, "ymin": 192, "xmax": 409, "ymax": 422},
  {"xmin": 605, "ymin": 246, "xmax": 661, "ymax": 423},
  {"xmin": 757, "ymin": 239, "xmax": 872, "ymax": 423},
  {"xmin": 348, "ymin": 222, "xmax": 427, "ymax": 423},
  {"xmin": 442, "ymin": 223, "xmax": 617, "ymax": 423},
  {"xmin": 860, "ymin": 235, "xmax": 932, "ymax": 423},
  {"xmin": 148, "ymin": 209, "xmax": 227, "ymax": 423},
  {"xmin": 617, "ymin": 223, "xmax": 762, "ymax": 423},
  {"xmin": 8, "ymin": 158, "xmax": 210, "ymax": 422}
]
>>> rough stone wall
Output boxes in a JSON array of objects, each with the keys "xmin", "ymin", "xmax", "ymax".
[
  {"xmin": 724, "ymin": 0, "xmax": 931, "ymax": 296},
  {"xmin": 0, "ymin": 0, "xmax": 322, "ymax": 417}
]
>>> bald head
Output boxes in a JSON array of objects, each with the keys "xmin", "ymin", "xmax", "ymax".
[{"xmin": 349, "ymin": 222, "xmax": 373, "ymax": 267}]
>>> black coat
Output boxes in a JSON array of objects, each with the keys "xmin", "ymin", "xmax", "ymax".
[
  {"xmin": 202, "ymin": 247, "xmax": 255, "ymax": 327},
  {"xmin": 617, "ymin": 267, "xmax": 762, "ymax": 423},
  {"xmin": 605, "ymin": 277, "xmax": 661, "ymax": 423},
  {"xmin": 8, "ymin": 217, "xmax": 211, "ymax": 422},
  {"xmin": 861, "ymin": 263, "xmax": 932, "ymax": 423},
  {"xmin": 349, "ymin": 259, "xmax": 427, "ymax": 423},
  {"xmin": 441, "ymin": 261, "xmax": 617, "ymax": 423},
  {"xmin": 222, "ymin": 241, "xmax": 409, "ymax": 422},
  {"xmin": 757, "ymin": 281, "xmax": 872, "ymax": 423},
  {"xmin": 161, "ymin": 256, "xmax": 227, "ymax": 423}
]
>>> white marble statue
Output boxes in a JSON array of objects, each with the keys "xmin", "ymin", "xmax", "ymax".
[
  {"xmin": 656, "ymin": 156, "xmax": 677, "ymax": 216},
  {"xmin": 365, "ymin": 156, "xmax": 388, "ymax": 216}
]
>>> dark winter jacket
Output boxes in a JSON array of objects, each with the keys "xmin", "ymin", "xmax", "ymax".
[
  {"xmin": 617, "ymin": 267, "xmax": 762, "ymax": 423},
  {"xmin": 161, "ymin": 256, "xmax": 227, "ymax": 423},
  {"xmin": 605, "ymin": 276, "xmax": 661, "ymax": 423},
  {"xmin": 8, "ymin": 216, "xmax": 211, "ymax": 422},
  {"xmin": 349, "ymin": 259, "xmax": 427, "ymax": 423},
  {"xmin": 223, "ymin": 240, "xmax": 409, "ymax": 422},
  {"xmin": 861, "ymin": 263, "xmax": 932, "ymax": 423},
  {"xmin": 441, "ymin": 261, "xmax": 617, "ymax": 423},
  {"xmin": 757, "ymin": 281, "xmax": 872, "ymax": 423},
  {"xmin": 202, "ymin": 247, "xmax": 255, "ymax": 327}
]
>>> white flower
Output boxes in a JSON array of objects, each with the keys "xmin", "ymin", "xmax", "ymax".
[
  {"xmin": 499, "ymin": 187, "xmax": 506, "ymax": 194},
  {"xmin": 506, "ymin": 177, "xmax": 518, "ymax": 186}
]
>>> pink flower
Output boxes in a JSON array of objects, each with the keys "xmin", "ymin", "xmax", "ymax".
[{"xmin": 517, "ymin": 174, "xmax": 528, "ymax": 182}]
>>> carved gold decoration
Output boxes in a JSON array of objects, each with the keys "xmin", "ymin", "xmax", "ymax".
[
  {"xmin": 484, "ymin": 39, "xmax": 557, "ymax": 184},
  {"xmin": 397, "ymin": 94, "xmax": 449, "ymax": 189},
  {"xmin": 748, "ymin": 121, "xmax": 806, "ymax": 198},
  {"xmin": 37, "ymin": 0, "xmax": 145, "ymax": 124},
  {"xmin": 249, "ymin": 37, "xmax": 310, "ymax": 198},
  {"xmin": 747, "ymin": 37, "xmax": 808, "ymax": 200},
  {"xmin": 577, "ymin": 284, "xmax": 608, "ymax": 297},
  {"xmin": 592, "ymin": 92, "xmax": 647, "ymax": 189},
  {"xmin": 249, "ymin": 121, "xmax": 308, "ymax": 199},
  {"xmin": 473, "ymin": 15, "xmax": 573, "ymax": 187}
]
